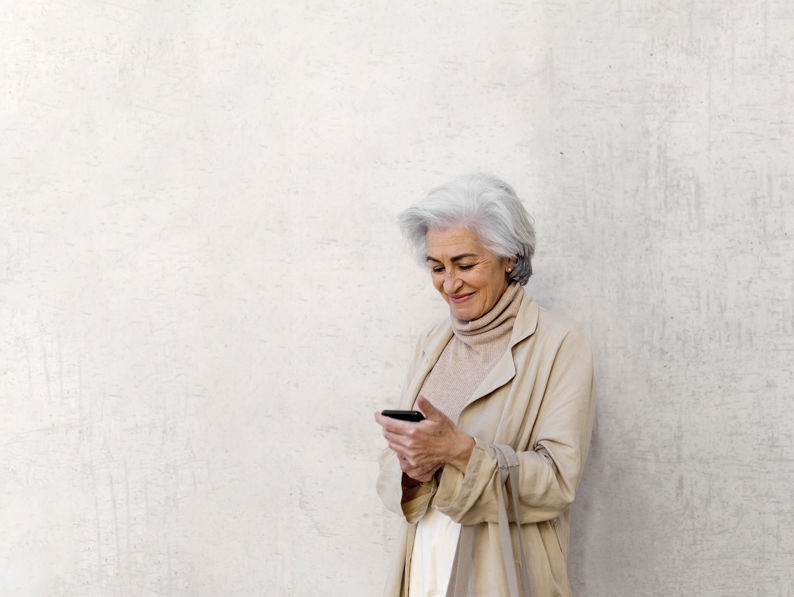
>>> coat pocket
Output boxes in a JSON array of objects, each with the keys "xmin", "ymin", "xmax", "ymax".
[
  {"xmin": 536, "ymin": 520, "xmax": 568, "ymax": 597},
  {"xmin": 548, "ymin": 517, "xmax": 569, "ymax": 556},
  {"xmin": 539, "ymin": 518, "xmax": 568, "ymax": 575}
]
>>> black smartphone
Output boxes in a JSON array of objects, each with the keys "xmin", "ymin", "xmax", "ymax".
[{"xmin": 381, "ymin": 409, "xmax": 425, "ymax": 422}]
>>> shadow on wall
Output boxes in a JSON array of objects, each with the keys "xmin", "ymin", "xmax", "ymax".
[
  {"xmin": 567, "ymin": 413, "xmax": 604, "ymax": 593},
  {"xmin": 567, "ymin": 401, "xmax": 660, "ymax": 594}
]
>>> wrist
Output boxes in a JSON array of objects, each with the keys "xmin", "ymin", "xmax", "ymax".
[{"xmin": 449, "ymin": 432, "xmax": 475, "ymax": 472}]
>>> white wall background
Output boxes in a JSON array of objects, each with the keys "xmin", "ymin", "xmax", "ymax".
[{"xmin": 2, "ymin": 2, "xmax": 793, "ymax": 596}]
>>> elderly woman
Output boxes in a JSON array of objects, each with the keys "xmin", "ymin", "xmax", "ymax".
[{"xmin": 374, "ymin": 174, "xmax": 595, "ymax": 597}]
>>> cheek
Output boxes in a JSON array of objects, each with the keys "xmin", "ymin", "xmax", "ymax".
[
  {"xmin": 480, "ymin": 274, "xmax": 502, "ymax": 296},
  {"xmin": 465, "ymin": 272, "xmax": 487, "ymax": 290}
]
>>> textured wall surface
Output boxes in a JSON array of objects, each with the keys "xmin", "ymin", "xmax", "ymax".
[{"xmin": 2, "ymin": 2, "xmax": 793, "ymax": 596}]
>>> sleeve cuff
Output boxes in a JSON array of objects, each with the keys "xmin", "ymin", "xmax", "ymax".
[
  {"xmin": 401, "ymin": 478, "xmax": 437, "ymax": 522},
  {"xmin": 433, "ymin": 437, "xmax": 496, "ymax": 519}
]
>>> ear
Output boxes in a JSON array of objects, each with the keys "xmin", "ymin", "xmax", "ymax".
[{"xmin": 505, "ymin": 256, "xmax": 518, "ymax": 274}]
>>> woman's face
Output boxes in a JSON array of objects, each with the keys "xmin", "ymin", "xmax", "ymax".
[{"xmin": 425, "ymin": 226, "xmax": 513, "ymax": 322}]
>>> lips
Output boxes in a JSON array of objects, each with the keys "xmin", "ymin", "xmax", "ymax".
[{"xmin": 449, "ymin": 292, "xmax": 474, "ymax": 303}]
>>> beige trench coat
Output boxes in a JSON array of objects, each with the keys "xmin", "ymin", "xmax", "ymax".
[{"xmin": 377, "ymin": 290, "xmax": 595, "ymax": 597}]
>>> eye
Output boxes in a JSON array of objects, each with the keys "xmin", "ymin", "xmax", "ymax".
[
  {"xmin": 431, "ymin": 266, "xmax": 444, "ymax": 273},
  {"xmin": 458, "ymin": 264, "xmax": 475, "ymax": 270}
]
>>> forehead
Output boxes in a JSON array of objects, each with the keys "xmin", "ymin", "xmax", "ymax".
[{"xmin": 425, "ymin": 226, "xmax": 487, "ymax": 257}]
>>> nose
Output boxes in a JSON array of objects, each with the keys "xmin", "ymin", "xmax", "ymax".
[{"xmin": 442, "ymin": 270, "xmax": 462, "ymax": 294}]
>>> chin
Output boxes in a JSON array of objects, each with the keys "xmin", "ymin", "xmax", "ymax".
[{"xmin": 452, "ymin": 306, "xmax": 479, "ymax": 321}]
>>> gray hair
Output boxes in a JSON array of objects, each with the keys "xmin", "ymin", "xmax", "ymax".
[{"xmin": 398, "ymin": 173, "xmax": 536, "ymax": 285}]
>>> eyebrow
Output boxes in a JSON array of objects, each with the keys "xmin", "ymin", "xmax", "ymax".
[{"xmin": 426, "ymin": 253, "xmax": 478, "ymax": 263}]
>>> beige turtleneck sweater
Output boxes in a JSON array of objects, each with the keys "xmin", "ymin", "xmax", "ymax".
[
  {"xmin": 408, "ymin": 283, "xmax": 524, "ymax": 597},
  {"xmin": 419, "ymin": 282, "xmax": 524, "ymax": 423}
]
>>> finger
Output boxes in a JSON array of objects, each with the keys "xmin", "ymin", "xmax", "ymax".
[
  {"xmin": 416, "ymin": 395, "xmax": 445, "ymax": 421},
  {"xmin": 383, "ymin": 431, "xmax": 412, "ymax": 453},
  {"xmin": 403, "ymin": 463, "xmax": 439, "ymax": 481},
  {"xmin": 374, "ymin": 411, "xmax": 385, "ymax": 427},
  {"xmin": 389, "ymin": 439, "xmax": 422, "ymax": 462},
  {"xmin": 403, "ymin": 468, "xmax": 431, "ymax": 482},
  {"xmin": 397, "ymin": 447, "xmax": 437, "ymax": 469},
  {"xmin": 385, "ymin": 435, "xmax": 415, "ymax": 457},
  {"xmin": 384, "ymin": 424, "xmax": 425, "ymax": 447},
  {"xmin": 377, "ymin": 413, "xmax": 418, "ymax": 435},
  {"xmin": 409, "ymin": 461, "xmax": 437, "ymax": 474},
  {"xmin": 382, "ymin": 427, "xmax": 412, "ymax": 445}
]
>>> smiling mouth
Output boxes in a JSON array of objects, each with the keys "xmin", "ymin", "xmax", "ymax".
[{"xmin": 449, "ymin": 293, "xmax": 474, "ymax": 303}]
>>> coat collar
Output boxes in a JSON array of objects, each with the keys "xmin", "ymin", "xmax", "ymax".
[{"xmin": 405, "ymin": 289, "xmax": 540, "ymax": 411}]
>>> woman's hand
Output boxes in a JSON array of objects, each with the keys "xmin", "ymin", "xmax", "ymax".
[{"xmin": 375, "ymin": 395, "xmax": 475, "ymax": 483}]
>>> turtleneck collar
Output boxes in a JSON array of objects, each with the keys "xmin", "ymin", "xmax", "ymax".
[{"xmin": 451, "ymin": 282, "xmax": 524, "ymax": 339}]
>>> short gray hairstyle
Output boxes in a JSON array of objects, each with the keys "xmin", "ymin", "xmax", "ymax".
[{"xmin": 398, "ymin": 173, "xmax": 536, "ymax": 285}]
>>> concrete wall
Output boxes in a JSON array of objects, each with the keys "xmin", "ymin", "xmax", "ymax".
[{"xmin": 2, "ymin": 2, "xmax": 792, "ymax": 595}]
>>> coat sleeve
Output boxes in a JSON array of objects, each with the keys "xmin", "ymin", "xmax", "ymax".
[
  {"xmin": 432, "ymin": 325, "xmax": 595, "ymax": 525},
  {"xmin": 375, "ymin": 330, "xmax": 439, "ymax": 522},
  {"xmin": 376, "ymin": 448, "xmax": 438, "ymax": 521}
]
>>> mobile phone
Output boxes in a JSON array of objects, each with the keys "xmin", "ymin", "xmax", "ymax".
[{"xmin": 381, "ymin": 409, "xmax": 425, "ymax": 422}]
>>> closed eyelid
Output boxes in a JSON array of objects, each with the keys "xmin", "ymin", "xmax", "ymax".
[{"xmin": 430, "ymin": 262, "xmax": 476, "ymax": 272}]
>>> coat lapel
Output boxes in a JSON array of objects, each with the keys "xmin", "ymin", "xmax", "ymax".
[{"xmin": 403, "ymin": 323, "xmax": 453, "ymax": 408}]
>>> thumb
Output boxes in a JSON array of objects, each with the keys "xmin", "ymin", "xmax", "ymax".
[{"xmin": 416, "ymin": 395, "xmax": 444, "ymax": 420}]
